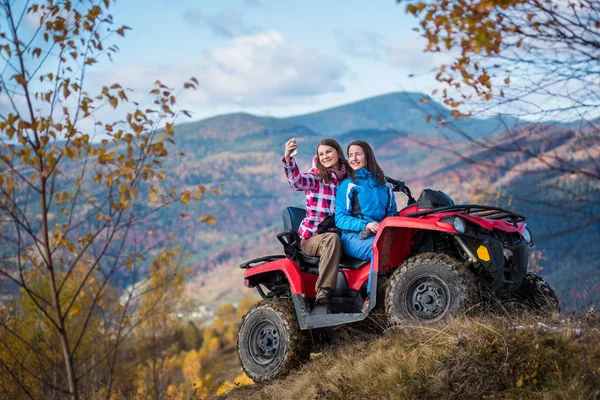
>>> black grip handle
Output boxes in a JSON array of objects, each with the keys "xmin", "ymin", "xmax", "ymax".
[{"xmin": 385, "ymin": 176, "xmax": 416, "ymax": 205}]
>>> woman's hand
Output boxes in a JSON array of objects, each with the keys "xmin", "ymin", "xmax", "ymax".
[
  {"xmin": 365, "ymin": 221, "xmax": 379, "ymax": 233},
  {"xmin": 284, "ymin": 138, "xmax": 297, "ymax": 163}
]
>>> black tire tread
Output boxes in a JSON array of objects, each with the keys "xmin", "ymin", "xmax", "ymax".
[
  {"xmin": 513, "ymin": 272, "xmax": 560, "ymax": 313},
  {"xmin": 237, "ymin": 298, "xmax": 309, "ymax": 382},
  {"xmin": 385, "ymin": 252, "xmax": 479, "ymax": 325}
]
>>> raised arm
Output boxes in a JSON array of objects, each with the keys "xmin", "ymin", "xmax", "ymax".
[
  {"xmin": 335, "ymin": 179, "xmax": 368, "ymax": 232},
  {"xmin": 282, "ymin": 157, "xmax": 319, "ymax": 191},
  {"xmin": 281, "ymin": 138, "xmax": 319, "ymax": 191}
]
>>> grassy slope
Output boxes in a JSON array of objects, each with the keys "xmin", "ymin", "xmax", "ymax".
[{"xmin": 218, "ymin": 314, "xmax": 600, "ymax": 400}]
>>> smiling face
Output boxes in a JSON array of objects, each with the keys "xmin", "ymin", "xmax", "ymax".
[
  {"xmin": 348, "ymin": 144, "xmax": 367, "ymax": 170},
  {"xmin": 317, "ymin": 145, "xmax": 340, "ymax": 169}
]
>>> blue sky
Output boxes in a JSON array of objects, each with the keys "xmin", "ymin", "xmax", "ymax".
[
  {"xmin": 92, "ymin": 0, "xmax": 450, "ymax": 121},
  {"xmin": 1, "ymin": 0, "xmax": 591, "ymax": 127}
]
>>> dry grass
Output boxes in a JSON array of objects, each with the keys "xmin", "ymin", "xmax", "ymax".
[{"xmin": 216, "ymin": 313, "xmax": 600, "ymax": 400}]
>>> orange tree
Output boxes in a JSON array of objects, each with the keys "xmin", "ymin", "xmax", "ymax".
[
  {"xmin": 400, "ymin": 0, "xmax": 600, "ymax": 121},
  {"xmin": 0, "ymin": 1, "xmax": 208, "ymax": 398}
]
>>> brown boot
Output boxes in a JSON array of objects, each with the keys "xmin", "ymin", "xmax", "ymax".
[{"xmin": 315, "ymin": 287, "xmax": 332, "ymax": 306}]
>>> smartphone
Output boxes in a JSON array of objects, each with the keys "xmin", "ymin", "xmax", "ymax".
[{"xmin": 290, "ymin": 138, "xmax": 297, "ymax": 157}]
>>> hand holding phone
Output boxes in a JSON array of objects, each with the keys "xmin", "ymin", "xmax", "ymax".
[{"xmin": 287, "ymin": 138, "xmax": 297, "ymax": 158}]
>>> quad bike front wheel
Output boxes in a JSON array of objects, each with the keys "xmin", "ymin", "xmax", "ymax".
[
  {"xmin": 385, "ymin": 253, "xmax": 479, "ymax": 325},
  {"xmin": 237, "ymin": 298, "xmax": 310, "ymax": 382},
  {"xmin": 512, "ymin": 272, "xmax": 559, "ymax": 313}
]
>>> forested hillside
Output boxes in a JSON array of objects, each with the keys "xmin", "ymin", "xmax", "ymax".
[{"xmin": 160, "ymin": 109, "xmax": 599, "ymax": 312}]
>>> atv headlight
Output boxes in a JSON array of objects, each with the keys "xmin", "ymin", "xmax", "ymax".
[
  {"xmin": 522, "ymin": 227, "xmax": 533, "ymax": 244},
  {"xmin": 453, "ymin": 217, "xmax": 466, "ymax": 234}
]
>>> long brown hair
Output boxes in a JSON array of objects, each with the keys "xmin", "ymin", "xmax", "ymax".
[
  {"xmin": 347, "ymin": 140, "xmax": 385, "ymax": 185},
  {"xmin": 315, "ymin": 138, "xmax": 348, "ymax": 184}
]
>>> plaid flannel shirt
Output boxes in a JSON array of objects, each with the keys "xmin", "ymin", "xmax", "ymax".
[{"xmin": 282, "ymin": 156, "xmax": 346, "ymax": 240}]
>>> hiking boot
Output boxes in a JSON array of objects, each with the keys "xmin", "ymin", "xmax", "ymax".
[{"xmin": 314, "ymin": 287, "xmax": 332, "ymax": 306}]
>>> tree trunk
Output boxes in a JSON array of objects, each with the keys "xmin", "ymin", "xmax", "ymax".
[{"xmin": 41, "ymin": 177, "xmax": 78, "ymax": 399}]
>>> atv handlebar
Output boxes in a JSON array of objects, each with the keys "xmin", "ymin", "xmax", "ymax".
[{"xmin": 385, "ymin": 176, "xmax": 416, "ymax": 205}]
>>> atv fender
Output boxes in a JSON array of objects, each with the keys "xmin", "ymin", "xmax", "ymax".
[
  {"xmin": 374, "ymin": 217, "xmax": 456, "ymax": 272},
  {"xmin": 243, "ymin": 257, "xmax": 306, "ymax": 294},
  {"xmin": 381, "ymin": 215, "xmax": 456, "ymax": 233}
]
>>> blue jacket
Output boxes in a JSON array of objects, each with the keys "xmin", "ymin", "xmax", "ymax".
[{"xmin": 335, "ymin": 168, "xmax": 397, "ymax": 232}]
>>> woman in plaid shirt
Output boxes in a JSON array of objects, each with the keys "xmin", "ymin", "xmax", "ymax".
[{"xmin": 282, "ymin": 138, "xmax": 349, "ymax": 306}]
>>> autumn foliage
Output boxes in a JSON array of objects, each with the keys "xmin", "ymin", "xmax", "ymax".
[
  {"xmin": 401, "ymin": 0, "xmax": 600, "ymax": 120},
  {"xmin": 0, "ymin": 0, "xmax": 212, "ymax": 398}
]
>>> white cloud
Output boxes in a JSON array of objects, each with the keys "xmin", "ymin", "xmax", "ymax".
[
  {"xmin": 334, "ymin": 29, "xmax": 386, "ymax": 60},
  {"xmin": 183, "ymin": 9, "xmax": 258, "ymax": 38},
  {"xmin": 387, "ymin": 38, "xmax": 454, "ymax": 72},
  {"xmin": 334, "ymin": 31, "xmax": 453, "ymax": 75},
  {"xmin": 95, "ymin": 31, "xmax": 347, "ymax": 109}
]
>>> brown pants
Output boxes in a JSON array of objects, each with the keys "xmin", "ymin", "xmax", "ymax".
[{"xmin": 300, "ymin": 232, "xmax": 342, "ymax": 290}]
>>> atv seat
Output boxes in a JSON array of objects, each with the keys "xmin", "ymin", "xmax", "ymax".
[{"xmin": 277, "ymin": 207, "xmax": 368, "ymax": 275}]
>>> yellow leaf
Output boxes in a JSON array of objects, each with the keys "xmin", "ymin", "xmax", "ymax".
[
  {"xmin": 149, "ymin": 191, "xmax": 158, "ymax": 202},
  {"xmin": 516, "ymin": 377, "xmax": 523, "ymax": 388},
  {"xmin": 116, "ymin": 25, "xmax": 131, "ymax": 36},
  {"xmin": 212, "ymin": 188, "xmax": 220, "ymax": 195},
  {"xmin": 98, "ymin": 151, "xmax": 115, "ymax": 163},
  {"xmin": 87, "ymin": 197, "xmax": 96, "ymax": 203},
  {"xmin": 180, "ymin": 191, "xmax": 190, "ymax": 205},
  {"xmin": 199, "ymin": 215, "xmax": 216, "ymax": 226},
  {"xmin": 109, "ymin": 97, "xmax": 118, "ymax": 109}
]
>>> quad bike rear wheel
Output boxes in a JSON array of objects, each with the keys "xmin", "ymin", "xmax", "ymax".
[
  {"xmin": 512, "ymin": 272, "xmax": 559, "ymax": 313},
  {"xmin": 237, "ymin": 298, "xmax": 309, "ymax": 382},
  {"xmin": 385, "ymin": 253, "xmax": 479, "ymax": 325}
]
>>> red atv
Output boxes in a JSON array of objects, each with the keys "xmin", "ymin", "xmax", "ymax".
[{"xmin": 237, "ymin": 178, "xmax": 558, "ymax": 382}]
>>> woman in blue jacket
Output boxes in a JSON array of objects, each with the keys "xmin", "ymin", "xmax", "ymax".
[{"xmin": 335, "ymin": 140, "xmax": 397, "ymax": 261}]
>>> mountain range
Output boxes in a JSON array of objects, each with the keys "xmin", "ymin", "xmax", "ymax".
[
  {"xmin": 286, "ymin": 91, "xmax": 521, "ymax": 138},
  {"xmin": 161, "ymin": 92, "xmax": 598, "ymax": 312},
  {"xmin": 4, "ymin": 92, "xmax": 596, "ymax": 312}
]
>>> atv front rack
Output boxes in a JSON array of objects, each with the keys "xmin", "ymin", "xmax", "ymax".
[{"xmin": 405, "ymin": 204, "xmax": 526, "ymax": 224}]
